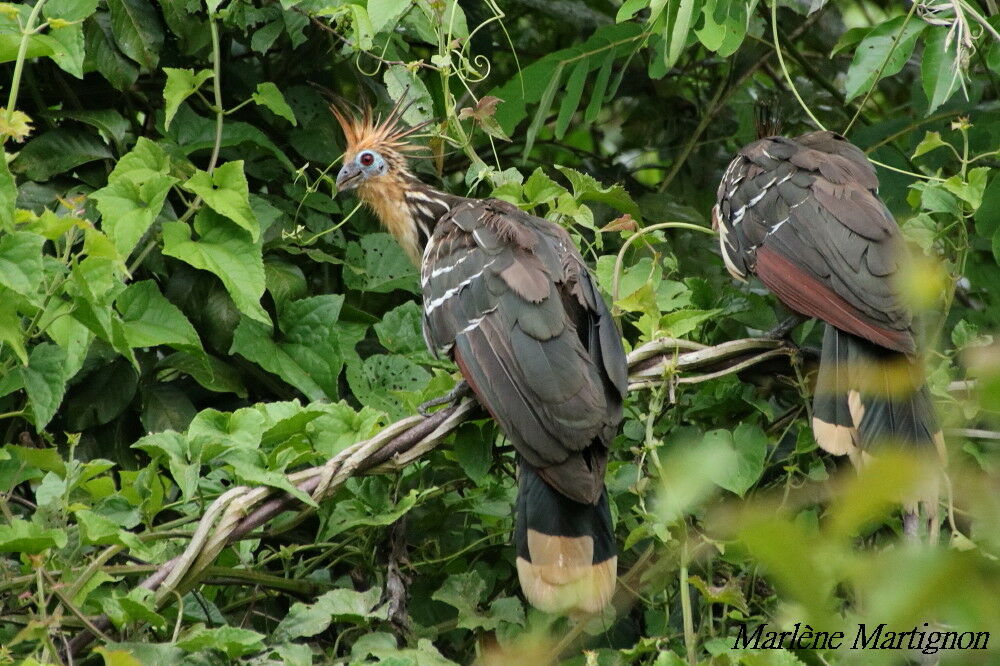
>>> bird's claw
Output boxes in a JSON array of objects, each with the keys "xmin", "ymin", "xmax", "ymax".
[
  {"xmin": 764, "ymin": 314, "xmax": 805, "ymax": 341},
  {"xmin": 418, "ymin": 380, "xmax": 472, "ymax": 417}
]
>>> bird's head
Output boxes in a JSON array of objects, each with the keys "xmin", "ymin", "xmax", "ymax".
[{"xmin": 331, "ymin": 100, "xmax": 426, "ymax": 197}]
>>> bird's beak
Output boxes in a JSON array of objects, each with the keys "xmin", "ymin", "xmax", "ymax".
[{"xmin": 336, "ymin": 162, "xmax": 363, "ymax": 191}]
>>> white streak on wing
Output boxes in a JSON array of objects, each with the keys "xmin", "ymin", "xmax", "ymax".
[
  {"xmin": 424, "ymin": 260, "xmax": 495, "ymax": 315},
  {"xmin": 717, "ymin": 214, "xmax": 747, "ymax": 282},
  {"xmin": 472, "ymin": 228, "xmax": 491, "ymax": 249},
  {"xmin": 767, "ymin": 216, "xmax": 790, "ymax": 236}
]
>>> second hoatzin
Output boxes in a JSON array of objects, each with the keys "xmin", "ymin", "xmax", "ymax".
[
  {"xmin": 333, "ymin": 101, "xmax": 627, "ymax": 614},
  {"xmin": 713, "ymin": 129, "xmax": 944, "ymax": 535}
]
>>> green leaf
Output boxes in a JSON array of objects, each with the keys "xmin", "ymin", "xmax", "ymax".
[
  {"xmin": 844, "ymin": 17, "xmax": 925, "ymax": 101},
  {"xmin": 252, "ymin": 82, "xmax": 297, "ymax": 125},
  {"xmin": 45, "ymin": 22, "xmax": 86, "ymax": 78},
  {"xmin": 116, "ymin": 280, "xmax": 202, "ymax": 351},
  {"xmin": 432, "ymin": 571, "xmax": 518, "ymax": 631},
  {"xmin": 64, "ymin": 358, "xmax": 139, "ymax": 430},
  {"xmin": 44, "ymin": 0, "xmax": 99, "ymax": 23},
  {"xmin": 943, "ymin": 167, "xmax": 989, "ymax": 210},
  {"xmin": 349, "ymin": 4, "xmax": 374, "ymax": 50},
  {"xmin": 373, "ymin": 301, "xmax": 426, "ymax": 354},
  {"xmin": 133, "ymin": 430, "xmax": 199, "ymax": 502},
  {"xmin": 19, "ymin": 343, "xmax": 68, "ymax": 429},
  {"xmin": 555, "ymin": 165, "xmax": 641, "ymax": 217},
  {"xmin": 706, "ymin": 423, "xmax": 768, "ymax": 497},
  {"xmin": 275, "ymin": 588, "xmax": 384, "ymax": 640},
  {"xmin": 912, "ymin": 130, "xmax": 949, "ymax": 158},
  {"xmin": 368, "ymin": 0, "xmax": 411, "ymax": 33},
  {"xmin": 161, "ymin": 210, "xmax": 268, "ymax": 324},
  {"xmin": 585, "ymin": 54, "xmax": 614, "ymax": 123},
  {"xmin": 159, "ymin": 351, "xmax": 248, "ymax": 398},
  {"xmin": 555, "ymin": 58, "xmax": 588, "ymax": 139},
  {"xmin": 343, "ymin": 233, "xmax": 420, "ymax": 294},
  {"xmin": 106, "ymin": 0, "xmax": 164, "ymax": 69},
  {"xmin": 84, "ymin": 11, "xmax": 139, "ymax": 90},
  {"xmin": 453, "ymin": 422, "xmax": 492, "ymax": 484},
  {"xmin": 0, "ymin": 231, "xmax": 45, "ymax": 297},
  {"xmin": 0, "ymin": 143, "xmax": 14, "ymax": 231},
  {"xmin": 347, "ymin": 354, "xmax": 430, "ymax": 419},
  {"xmin": 177, "ymin": 626, "xmax": 265, "ymax": 659},
  {"xmin": 75, "ymin": 508, "xmax": 122, "ymax": 545},
  {"xmin": 383, "ymin": 64, "xmax": 433, "ymax": 125},
  {"xmin": 0, "ymin": 518, "xmax": 68, "ymax": 553},
  {"xmin": 922, "ymin": 25, "xmax": 962, "ymax": 114},
  {"xmin": 523, "ymin": 63, "xmax": 564, "ymax": 158},
  {"xmin": 182, "ymin": 162, "xmax": 259, "ymax": 239},
  {"xmin": 230, "ymin": 295, "xmax": 346, "ymax": 400},
  {"xmin": 11, "ymin": 128, "xmax": 112, "ymax": 181},
  {"xmin": 666, "ymin": 0, "xmax": 696, "ymax": 71},
  {"xmin": 162, "ymin": 67, "xmax": 213, "ymax": 130}
]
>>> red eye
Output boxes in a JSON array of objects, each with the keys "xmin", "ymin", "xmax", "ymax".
[{"xmin": 359, "ymin": 152, "xmax": 375, "ymax": 166}]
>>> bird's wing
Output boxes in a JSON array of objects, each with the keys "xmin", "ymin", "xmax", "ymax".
[
  {"xmin": 421, "ymin": 199, "xmax": 627, "ymax": 504},
  {"xmin": 714, "ymin": 132, "xmax": 915, "ymax": 353}
]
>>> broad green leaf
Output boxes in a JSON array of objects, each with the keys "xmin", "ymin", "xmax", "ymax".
[
  {"xmin": 0, "ymin": 518, "xmax": 68, "ymax": 553},
  {"xmin": 19, "ymin": 343, "xmax": 68, "ymax": 428},
  {"xmin": 349, "ymin": 5, "xmax": 374, "ymax": 49},
  {"xmin": 252, "ymin": 82, "xmax": 297, "ymax": 125},
  {"xmin": 555, "ymin": 165, "xmax": 641, "ymax": 217},
  {"xmin": 0, "ymin": 231, "xmax": 45, "ymax": 297},
  {"xmin": 182, "ymin": 162, "xmax": 259, "ymax": 239},
  {"xmin": 44, "ymin": 0, "xmax": 99, "ymax": 22},
  {"xmin": 84, "ymin": 11, "xmax": 139, "ymax": 90},
  {"xmin": 274, "ymin": 588, "xmax": 384, "ymax": 640},
  {"xmin": 309, "ymin": 402, "xmax": 385, "ymax": 458},
  {"xmin": 431, "ymin": 572, "xmax": 521, "ymax": 631},
  {"xmin": 133, "ymin": 430, "xmax": 199, "ymax": 501},
  {"xmin": 706, "ymin": 423, "xmax": 768, "ymax": 497},
  {"xmin": 162, "ymin": 67, "xmax": 213, "ymax": 130},
  {"xmin": 116, "ymin": 280, "xmax": 202, "ymax": 351},
  {"xmin": 161, "ymin": 210, "xmax": 268, "ymax": 324},
  {"xmin": 453, "ymin": 422, "xmax": 492, "ymax": 484},
  {"xmin": 0, "ymin": 34, "xmax": 56, "ymax": 64},
  {"xmin": 368, "ymin": 0, "xmax": 411, "ymax": 34},
  {"xmin": 106, "ymin": 0, "xmax": 164, "ymax": 69},
  {"xmin": 384, "ymin": 64, "xmax": 433, "ymax": 124},
  {"xmin": 165, "ymin": 103, "xmax": 294, "ymax": 172},
  {"xmin": 844, "ymin": 17, "xmax": 925, "ymax": 101},
  {"xmin": 912, "ymin": 130, "xmax": 949, "ymax": 158},
  {"xmin": 230, "ymin": 295, "xmax": 346, "ymax": 400},
  {"xmin": 45, "ymin": 22, "xmax": 86, "ymax": 78},
  {"xmin": 139, "ymin": 384, "xmax": 197, "ymax": 434},
  {"xmin": 177, "ymin": 626, "xmax": 266, "ymax": 659},
  {"xmin": 373, "ymin": 301, "xmax": 425, "ymax": 354},
  {"xmin": 75, "ymin": 508, "xmax": 122, "ymax": 545},
  {"xmin": 64, "ymin": 359, "xmax": 139, "ymax": 430},
  {"xmin": 346, "ymin": 354, "xmax": 430, "ymax": 419},
  {"xmin": 343, "ymin": 233, "xmax": 420, "ymax": 294},
  {"xmin": 922, "ymin": 26, "xmax": 962, "ymax": 114},
  {"xmin": 11, "ymin": 128, "xmax": 112, "ymax": 181},
  {"xmin": 92, "ymin": 175, "xmax": 176, "ymax": 259},
  {"xmin": 106, "ymin": 136, "xmax": 171, "ymax": 183},
  {"xmin": 943, "ymin": 167, "xmax": 989, "ymax": 210},
  {"xmin": 0, "ymin": 300, "xmax": 29, "ymax": 366},
  {"xmin": 159, "ymin": 351, "xmax": 248, "ymax": 397}
]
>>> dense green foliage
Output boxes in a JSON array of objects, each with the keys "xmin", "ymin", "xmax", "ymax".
[{"xmin": 2, "ymin": 0, "xmax": 1000, "ymax": 663}]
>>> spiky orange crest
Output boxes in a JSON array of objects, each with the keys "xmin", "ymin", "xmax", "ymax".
[{"xmin": 330, "ymin": 97, "xmax": 428, "ymax": 166}]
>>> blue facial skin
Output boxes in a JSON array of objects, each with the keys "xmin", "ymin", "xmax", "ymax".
[{"xmin": 336, "ymin": 149, "xmax": 387, "ymax": 190}]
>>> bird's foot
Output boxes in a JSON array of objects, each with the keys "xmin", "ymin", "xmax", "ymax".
[
  {"xmin": 764, "ymin": 314, "xmax": 805, "ymax": 341},
  {"xmin": 418, "ymin": 380, "xmax": 472, "ymax": 417}
]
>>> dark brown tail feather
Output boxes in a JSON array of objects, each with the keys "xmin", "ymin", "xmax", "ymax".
[
  {"xmin": 515, "ymin": 461, "xmax": 616, "ymax": 615},
  {"xmin": 812, "ymin": 325, "xmax": 946, "ymax": 539}
]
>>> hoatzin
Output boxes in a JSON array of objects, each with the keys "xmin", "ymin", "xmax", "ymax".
[
  {"xmin": 332, "ymin": 101, "xmax": 627, "ymax": 614},
  {"xmin": 713, "ymin": 129, "xmax": 944, "ymax": 537}
]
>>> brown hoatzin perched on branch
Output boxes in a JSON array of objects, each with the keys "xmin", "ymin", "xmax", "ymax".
[
  {"xmin": 713, "ymin": 128, "xmax": 945, "ymax": 537},
  {"xmin": 332, "ymin": 100, "xmax": 627, "ymax": 614}
]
